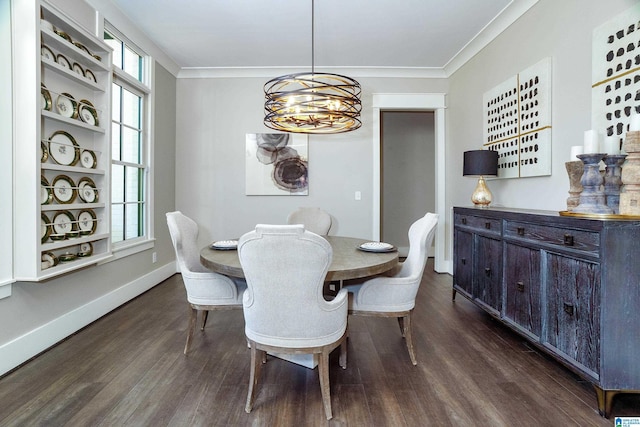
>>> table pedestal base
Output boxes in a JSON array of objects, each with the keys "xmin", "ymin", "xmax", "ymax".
[{"xmin": 269, "ymin": 353, "xmax": 318, "ymax": 369}]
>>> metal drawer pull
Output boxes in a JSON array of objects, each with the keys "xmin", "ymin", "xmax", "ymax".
[
  {"xmin": 461, "ymin": 258, "xmax": 466, "ymax": 265},
  {"xmin": 563, "ymin": 302, "xmax": 574, "ymax": 316},
  {"xmin": 484, "ymin": 267, "xmax": 491, "ymax": 277},
  {"xmin": 485, "ymin": 222, "xmax": 491, "ymax": 229},
  {"xmin": 516, "ymin": 281, "xmax": 524, "ymax": 292},
  {"xmin": 517, "ymin": 227, "xmax": 525, "ymax": 236},
  {"xmin": 461, "ymin": 217, "xmax": 467, "ymax": 224},
  {"xmin": 564, "ymin": 234, "xmax": 574, "ymax": 246}
]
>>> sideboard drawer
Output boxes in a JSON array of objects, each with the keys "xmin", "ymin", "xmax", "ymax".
[
  {"xmin": 505, "ymin": 221, "xmax": 600, "ymax": 255},
  {"xmin": 454, "ymin": 213, "xmax": 501, "ymax": 236}
]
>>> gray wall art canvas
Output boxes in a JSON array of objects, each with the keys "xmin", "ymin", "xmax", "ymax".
[{"xmin": 245, "ymin": 133, "xmax": 309, "ymax": 195}]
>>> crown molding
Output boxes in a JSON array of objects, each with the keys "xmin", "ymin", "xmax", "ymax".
[
  {"xmin": 177, "ymin": 66, "xmax": 448, "ymax": 79},
  {"xmin": 444, "ymin": 0, "xmax": 539, "ymax": 76}
]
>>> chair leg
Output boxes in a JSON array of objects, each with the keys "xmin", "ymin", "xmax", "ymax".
[
  {"xmin": 318, "ymin": 350, "xmax": 333, "ymax": 420},
  {"xmin": 245, "ymin": 341, "xmax": 262, "ymax": 414},
  {"xmin": 397, "ymin": 316, "xmax": 406, "ymax": 337},
  {"xmin": 403, "ymin": 312, "xmax": 417, "ymax": 366},
  {"xmin": 184, "ymin": 307, "xmax": 198, "ymax": 355},
  {"xmin": 201, "ymin": 310, "xmax": 209, "ymax": 330},
  {"xmin": 339, "ymin": 339, "xmax": 347, "ymax": 369}
]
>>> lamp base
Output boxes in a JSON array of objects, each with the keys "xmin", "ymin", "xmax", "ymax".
[{"xmin": 471, "ymin": 176, "xmax": 493, "ymax": 207}]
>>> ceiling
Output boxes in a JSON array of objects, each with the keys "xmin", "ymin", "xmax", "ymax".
[{"xmin": 101, "ymin": 0, "xmax": 520, "ymax": 73}]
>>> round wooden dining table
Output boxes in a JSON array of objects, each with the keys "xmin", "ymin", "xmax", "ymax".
[{"xmin": 200, "ymin": 235, "xmax": 399, "ymax": 281}]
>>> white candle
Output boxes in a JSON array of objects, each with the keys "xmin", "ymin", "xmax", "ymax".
[
  {"xmin": 570, "ymin": 145, "xmax": 584, "ymax": 160},
  {"xmin": 583, "ymin": 130, "xmax": 600, "ymax": 153},
  {"xmin": 601, "ymin": 136, "xmax": 619, "ymax": 155},
  {"xmin": 630, "ymin": 114, "xmax": 640, "ymax": 131}
]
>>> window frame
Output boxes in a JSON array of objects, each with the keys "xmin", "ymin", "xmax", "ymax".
[{"xmin": 104, "ymin": 23, "xmax": 155, "ymax": 259}]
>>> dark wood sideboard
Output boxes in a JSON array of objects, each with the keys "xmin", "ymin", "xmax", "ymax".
[{"xmin": 453, "ymin": 206, "xmax": 640, "ymax": 418}]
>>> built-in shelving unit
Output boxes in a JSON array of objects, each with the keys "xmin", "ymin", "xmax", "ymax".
[{"xmin": 13, "ymin": 0, "xmax": 113, "ymax": 281}]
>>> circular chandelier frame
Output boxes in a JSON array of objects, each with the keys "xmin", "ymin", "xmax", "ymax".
[{"xmin": 264, "ymin": 72, "xmax": 362, "ymax": 134}]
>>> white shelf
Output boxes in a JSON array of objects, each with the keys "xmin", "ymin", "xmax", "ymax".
[
  {"xmin": 41, "ymin": 109, "xmax": 105, "ymax": 133},
  {"xmin": 41, "ymin": 163, "xmax": 106, "ymax": 175},
  {"xmin": 41, "ymin": 56, "xmax": 104, "ymax": 91}
]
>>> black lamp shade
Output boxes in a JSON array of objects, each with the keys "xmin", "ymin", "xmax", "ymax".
[{"xmin": 463, "ymin": 150, "xmax": 498, "ymax": 176}]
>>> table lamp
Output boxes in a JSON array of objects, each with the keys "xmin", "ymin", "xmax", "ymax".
[{"xmin": 463, "ymin": 149, "xmax": 499, "ymax": 207}]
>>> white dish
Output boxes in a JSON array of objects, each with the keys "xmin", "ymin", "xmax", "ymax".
[
  {"xmin": 80, "ymin": 149, "xmax": 97, "ymax": 168},
  {"xmin": 52, "ymin": 174, "xmax": 76, "ymax": 204},
  {"xmin": 77, "ymin": 209, "xmax": 97, "ymax": 234},
  {"xmin": 41, "ymin": 251, "xmax": 58, "ymax": 269},
  {"xmin": 41, "ymin": 141, "xmax": 49, "ymax": 163},
  {"xmin": 41, "ymin": 175, "xmax": 52, "ymax": 205},
  {"xmin": 55, "ymin": 93, "xmax": 78, "ymax": 119},
  {"xmin": 41, "ymin": 213, "xmax": 51, "ymax": 243},
  {"xmin": 52, "ymin": 210, "xmax": 75, "ymax": 235},
  {"xmin": 56, "ymin": 53, "xmax": 71, "ymax": 70},
  {"xmin": 40, "ymin": 19, "xmax": 54, "ymax": 32},
  {"xmin": 360, "ymin": 242, "xmax": 393, "ymax": 250},
  {"xmin": 357, "ymin": 241, "xmax": 397, "ymax": 253},
  {"xmin": 72, "ymin": 62, "xmax": 84, "ymax": 76},
  {"xmin": 48, "ymin": 130, "xmax": 80, "ymax": 166},
  {"xmin": 41, "ymin": 85, "xmax": 52, "ymax": 111},
  {"xmin": 77, "ymin": 177, "xmax": 98, "ymax": 203},
  {"xmin": 211, "ymin": 240, "xmax": 238, "ymax": 250},
  {"xmin": 78, "ymin": 100, "xmax": 98, "ymax": 126},
  {"xmin": 41, "ymin": 45, "xmax": 55, "ymax": 61},
  {"xmin": 78, "ymin": 242, "xmax": 93, "ymax": 257},
  {"xmin": 84, "ymin": 69, "xmax": 97, "ymax": 83}
]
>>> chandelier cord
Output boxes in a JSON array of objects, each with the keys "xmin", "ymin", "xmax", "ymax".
[
  {"xmin": 262, "ymin": 0, "xmax": 362, "ymax": 134},
  {"xmin": 311, "ymin": 0, "xmax": 314, "ymax": 74}
]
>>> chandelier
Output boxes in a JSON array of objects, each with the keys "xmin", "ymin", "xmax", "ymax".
[{"xmin": 263, "ymin": 1, "xmax": 362, "ymax": 134}]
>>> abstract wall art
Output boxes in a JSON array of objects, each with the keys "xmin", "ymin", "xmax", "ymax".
[
  {"xmin": 483, "ymin": 57, "xmax": 552, "ymax": 178},
  {"xmin": 592, "ymin": 3, "xmax": 640, "ymax": 149},
  {"xmin": 245, "ymin": 133, "xmax": 309, "ymax": 196}
]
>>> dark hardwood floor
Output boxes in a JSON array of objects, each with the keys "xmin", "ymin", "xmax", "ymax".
[{"xmin": 1, "ymin": 260, "xmax": 638, "ymax": 426}]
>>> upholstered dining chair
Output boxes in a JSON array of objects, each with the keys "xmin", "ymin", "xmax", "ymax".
[
  {"xmin": 238, "ymin": 224, "xmax": 349, "ymax": 420},
  {"xmin": 344, "ymin": 212, "xmax": 438, "ymax": 366},
  {"xmin": 287, "ymin": 207, "xmax": 332, "ymax": 235},
  {"xmin": 166, "ymin": 211, "xmax": 246, "ymax": 354}
]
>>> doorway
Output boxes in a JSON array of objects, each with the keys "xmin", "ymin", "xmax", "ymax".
[
  {"xmin": 381, "ymin": 111, "xmax": 435, "ymax": 257},
  {"xmin": 372, "ymin": 93, "xmax": 448, "ymax": 274}
]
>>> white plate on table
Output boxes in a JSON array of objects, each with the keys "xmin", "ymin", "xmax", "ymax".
[
  {"xmin": 357, "ymin": 241, "xmax": 397, "ymax": 253},
  {"xmin": 210, "ymin": 240, "xmax": 238, "ymax": 250}
]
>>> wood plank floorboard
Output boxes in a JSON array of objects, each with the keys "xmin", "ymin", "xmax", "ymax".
[{"xmin": 0, "ymin": 259, "xmax": 638, "ymax": 426}]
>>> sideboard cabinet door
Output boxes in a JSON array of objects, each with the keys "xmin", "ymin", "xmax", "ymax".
[
  {"xmin": 504, "ymin": 243, "xmax": 542, "ymax": 339},
  {"xmin": 453, "ymin": 229, "xmax": 473, "ymax": 298},
  {"xmin": 545, "ymin": 254, "xmax": 601, "ymax": 379},
  {"xmin": 474, "ymin": 235, "xmax": 502, "ymax": 314}
]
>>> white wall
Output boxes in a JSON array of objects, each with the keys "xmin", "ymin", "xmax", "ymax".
[
  {"xmin": 447, "ymin": 0, "xmax": 638, "ymax": 212},
  {"xmin": 175, "ymin": 77, "xmax": 448, "ymax": 248}
]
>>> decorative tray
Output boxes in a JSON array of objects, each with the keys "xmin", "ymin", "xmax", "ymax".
[{"xmin": 559, "ymin": 211, "xmax": 640, "ymax": 220}]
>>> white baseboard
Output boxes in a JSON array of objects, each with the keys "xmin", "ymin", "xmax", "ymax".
[{"xmin": 0, "ymin": 261, "xmax": 177, "ymax": 377}]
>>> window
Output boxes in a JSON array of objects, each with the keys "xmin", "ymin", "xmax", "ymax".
[{"xmin": 105, "ymin": 26, "xmax": 152, "ymax": 249}]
